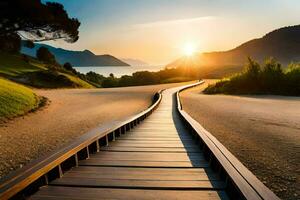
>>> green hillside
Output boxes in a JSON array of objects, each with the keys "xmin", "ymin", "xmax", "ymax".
[
  {"xmin": 0, "ymin": 53, "xmax": 93, "ymax": 88},
  {"xmin": 0, "ymin": 78, "xmax": 40, "ymax": 121}
]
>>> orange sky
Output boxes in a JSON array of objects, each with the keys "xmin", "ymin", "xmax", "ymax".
[{"xmin": 44, "ymin": 0, "xmax": 300, "ymax": 65}]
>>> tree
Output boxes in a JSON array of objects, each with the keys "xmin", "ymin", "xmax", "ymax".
[
  {"xmin": 245, "ymin": 57, "xmax": 260, "ymax": 79},
  {"xmin": 63, "ymin": 62, "xmax": 73, "ymax": 71},
  {"xmin": 0, "ymin": 0, "xmax": 80, "ymax": 52},
  {"xmin": 86, "ymin": 71, "xmax": 105, "ymax": 84},
  {"xmin": 63, "ymin": 62, "xmax": 77, "ymax": 74},
  {"xmin": 36, "ymin": 47, "xmax": 56, "ymax": 64}
]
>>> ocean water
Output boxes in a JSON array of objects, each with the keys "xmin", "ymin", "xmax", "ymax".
[{"xmin": 74, "ymin": 65, "xmax": 164, "ymax": 77}]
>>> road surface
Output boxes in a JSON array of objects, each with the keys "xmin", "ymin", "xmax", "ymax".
[{"xmin": 180, "ymin": 80, "xmax": 300, "ymax": 200}]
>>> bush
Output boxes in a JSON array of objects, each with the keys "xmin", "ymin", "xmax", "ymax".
[
  {"xmin": 260, "ymin": 58, "xmax": 284, "ymax": 93},
  {"xmin": 101, "ymin": 77, "xmax": 119, "ymax": 88},
  {"xmin": 284, "ymin": 63, "xmax": 300, "ymax": 95},
  {"xmin": 63, "ymin": 62, "xmax": 77, "ymax": 74},
  {"xmin": 131, "ymin": 71, "xmax": 160, "ymax": 85},
  {"xmin": 203, "ymin": 58, "xmax": 300, "ymax": 96},
  {"xmin": 17, "ymin": 70, "xmax": 77, "ymax": 88},
  {"xmin": 36, "ymin": 47, "xmax": 56, "ymax": 64},
  {"xmin": 85, "ymin": 71, "xmax": 105, "ymax": 86}
]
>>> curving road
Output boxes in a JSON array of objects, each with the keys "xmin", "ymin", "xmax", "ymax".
[{"xmin": 180, "ymin": 80, "xmax": 300, "ymax": 200}]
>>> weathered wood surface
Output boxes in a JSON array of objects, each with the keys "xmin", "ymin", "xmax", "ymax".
[{"xmin": 30, "ymin": 86, "xmax": 229, "ymax": 200}]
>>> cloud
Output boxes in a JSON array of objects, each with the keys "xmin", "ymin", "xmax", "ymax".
[{"xmin": 133, "ymin": 16, "xmax": 215, "ymax": 28}]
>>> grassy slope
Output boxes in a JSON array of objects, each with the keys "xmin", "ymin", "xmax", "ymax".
[
  {"xmin": 0, "ymin": 78, "xmax": 39, "ymax": 120},
  {"xmin": 0, "ymin": 53, "xmax": 93, "ymax": 88},
  {"xmin": 0, "ymin": 53, "xmax": 46, "ymax": 76},
  {"xmin": 63, "ymin": 73, "xmax": 93, "ymax": 88}
]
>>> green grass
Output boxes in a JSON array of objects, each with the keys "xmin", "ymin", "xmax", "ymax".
[
  {"xmin": 0, "ymin": 53, "xmax": 46, "ymax": 76},
  {"xmin": 0, "ymin": 78, "xmax": 40, "ymax": 121},
  {"xmin": 63, "ymin": 73, "xmax": 93, "ymax": 88},
  {"xmin": 0, "ymin": 52, "xmax": 93, "ymax": 88}
]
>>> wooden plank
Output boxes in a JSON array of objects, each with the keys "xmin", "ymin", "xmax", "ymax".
[
  {"xmin": 116, "ymin": 137, "xmax": 192, "ymax": 141},
  {"xmin": 100, "ymin": 146, "xmax": 201, "ymax": 153},
  {"xmin": 89, "ymin": 152, "xmax": 205, "ymax": 161},
  {"xmin": 70, "ymin": 166, "xmax": 210, "ymax": 173},
  {"xmin": 62, "ymin": 167, "xmax": 220, "ymax": 181},
  {"xmin": 79, "ymin": 160, "xmax": 209, "ymax": 168},
  {"xmin": 106, "ymin": 143, "xmax": 198, "ymax": 148},
  {"xmin": 31, "ymin": 186, "xmax": 230, "ymax": 200},
  {"xmin": 120, "ymin": 134, "xmax": 192, "ymax": 139},
  {"xmin": 50, "ymin": 177, "xmax": 226, "ymax": 189},
  {"xmin": 111, "ymin": 140, "xmax": 196, "ymax": 145}
]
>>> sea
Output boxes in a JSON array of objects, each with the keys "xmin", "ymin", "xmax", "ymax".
[{"xmin": 74, "ymin": 65, "xmax": 164, "ymax": 78}]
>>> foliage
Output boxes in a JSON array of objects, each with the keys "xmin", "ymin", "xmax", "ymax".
[
  {"xmin": 101, "ymin": 76, "xmax": 119, "ymax": 88},
  {"xmin": 0, "ymin": 0, "xmax": 80, "ymax": 54},
  {"xmin": 204, "ymin": 58, "xmax": 300, "ymax": 96},
  {"xmin": 100, "ymin": 68, "xmax": 195, "ymax": 88},
  {"xmin": 0, "ymin": 78, "xmax": 40, "ymax": 120},
  {"xmin": 0, "ymin": 34, "xmax": 21, "ymax": 53},
  {"xmin": 36, "ymin": 47, "xmax": 56, "ymax": 64},
  {"xmin": 15, "ymin": 70, "xmax": 92, "ymax": 89},
  {"xmin": 85, "ymin": 71, "xmax": 105, "ymax": 84},
  {"xmin": 0, "ymin": 0, "xmax": 80, "ymax": 43},
  {"xmin": 63, "ymin": 62, "xmax": 77, "ymax": 74},
  {"xmin": 161, "ymin": 76, "xmax": 194, "ymax": 84}
]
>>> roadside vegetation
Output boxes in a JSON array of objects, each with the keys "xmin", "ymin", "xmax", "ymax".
[
  {"xmin": 95, "ymin": 68, "xmax": 199, "ymax": 88},
  {"xmin": 204, "ymin": 58, "xmax": 300, "ymax": 96},
  {"xmin": 0, "ymin": 78, "xmax": 41, "ymax": 121}
]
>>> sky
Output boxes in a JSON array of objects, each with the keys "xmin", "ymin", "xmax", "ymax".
[{"xmin": 43, "ymin": 0, "xmax": 300, "ymax": 65}]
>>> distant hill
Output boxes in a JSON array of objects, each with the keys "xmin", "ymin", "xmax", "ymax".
[
  {"xmin": 21, "ymin": 43, "xmax": 130, "ymax": 67},
  {"xmin": 121, "ymin": 58, "xmax": 148, "ymax": 66},
  {"xmin": 167, "ymin": 25, "xmax": 300, "ymax": 78}
]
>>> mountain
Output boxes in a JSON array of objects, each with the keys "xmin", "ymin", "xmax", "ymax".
[
  {"xmin": 121, "ymin": 58, "xmax": 148, "ymax": 66},
  {"xmin": 21, "ymin": 43, "xmax": 129, "ymax": 66},
  {"xmin": 167, "ymin": 25, "xmax": 300, "ymax": 77}
]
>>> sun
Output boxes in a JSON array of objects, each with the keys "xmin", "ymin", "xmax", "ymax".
[{"xmin": 183, "ymin": 42, "xmax": 196, "ymax": 56}]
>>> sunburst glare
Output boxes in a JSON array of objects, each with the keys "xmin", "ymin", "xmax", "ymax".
[{"xmin": 183, "ymin": 42, "xmax": 197, "ymax": 56}]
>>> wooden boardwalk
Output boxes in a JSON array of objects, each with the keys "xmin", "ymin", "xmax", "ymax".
[{"xmin": 30, "ymin": 86, "xmax": 229, "ymax": 200}]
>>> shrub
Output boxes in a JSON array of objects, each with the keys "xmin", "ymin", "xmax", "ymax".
[
  {"xmin": 85, "ymin": 71, "xmax": 105, "ymax": 85},
  {"xmin": 260, "ymin": 58, "xmax": 284, "ymax": 93},
  {"xmin": 101, "ymin": 77, "xmax": 119, "ymax": 88},
  {"xmin": 63, "ymin": 62, "xmax": 77, "ymax": 74},
  {"xmin": 204, "ymin": 58, "xmax": 300, "ymax": 96},
  {"xmin": 36, "ymin": 47, "xmax": 56, "ymax": 64}
]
